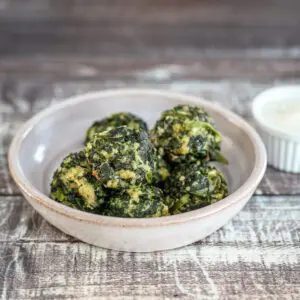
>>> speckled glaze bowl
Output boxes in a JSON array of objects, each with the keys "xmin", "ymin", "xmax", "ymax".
[{"xmin": 8, "ymin": 89, "xmax": 266, "ymax": 252}]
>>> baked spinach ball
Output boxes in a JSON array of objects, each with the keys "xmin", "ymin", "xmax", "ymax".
[
  {"xmin": 85, "ymin": 112, "xmax": 148, "ymax": 144},
  {"xmin": 151, "ymin": 105, "xmax": 227, "ymax": 164},
  {"xmin": 85, "ymin": 126, "xmax": 155, "ymax": 190},
  {"xmin": 165, "ymin": 161, "xmax": 228, "ymax": 215},
  {"xmin": 50, "ymin": 151, "xmax": 107, "ymax": 212},
  {"xmin": 105, "ymin": 185, "xmax": 169, "ymax": 218},
  {"xmin": 50, "ymin": 105, "xmax": 230, "ymax": 219}
]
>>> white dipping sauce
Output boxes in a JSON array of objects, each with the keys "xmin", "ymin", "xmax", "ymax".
[{"xmin": 262, "ymin": 99, "xmax": 300, "ymax": 133}]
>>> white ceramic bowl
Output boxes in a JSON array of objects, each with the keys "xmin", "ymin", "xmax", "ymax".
[
  {"xmin": 252, "ymin": 85, "xmax": 300, "ymax": 173},
  {"xmin": 9, "ymin": 89, "xmax": 266, "ymax": 252}
]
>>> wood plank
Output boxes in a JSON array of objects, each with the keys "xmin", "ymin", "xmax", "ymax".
[
  {"xmin": 2, "ymin": 57, "xmax": 300, "ymax": 81},
  {"xmin": 1, "ymin": 80, "xmax": 300, "ymax": 196},
  {"xmin": 1, "ymin": 0, "xmax": 300, "ymax": 26},
  {"xmin": 1, "ymin": 0, "xmax": 300, "ymax": 56},
  {"xmin": 1, "ymin": 21, "xmax": 300, "ymax": 57},
  {"xmin": 0, "ymin": 195, "xmax": 299, "ymax": 299}
]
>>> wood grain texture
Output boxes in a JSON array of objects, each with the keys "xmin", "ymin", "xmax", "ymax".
[
  {"xmin": 1, "ymin": 79, "xmax": 300, "ymax": 196},
  {"xmin": 2, "ymin": 56, "xmax": 300, "ymax": 81},
  {"xmin": 1, "ymin": 0, "xmax": 300, "ymax": 57},
  {"xmin": 2, "ymin": 0, "xmax": 300, "ymax": 25},
  {"xmin": 0, "ymin": 195, "xmax": 299, "ymax": 299}
]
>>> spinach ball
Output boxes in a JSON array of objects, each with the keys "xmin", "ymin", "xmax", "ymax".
[
  {"xmin": 50, "ymin": 151, "xmax": 107, "ymax": 212},
  {"xmin": 85, "ymin": 112, "xmax": 148, "ymax": 144},
  {"xmin": 151, "ymin": 105, "xmax": 227, "ymax": 164},
  {"xmin": 165, "ymin": 161, "xmax": 228, "ymax": 214},
  {"xmin": 105, "ymin": 185, "xmax": 169, "ymax": 218},
  {"xmin": 85, "ymin": 126, "xmax": 155, "ymax": 190}
]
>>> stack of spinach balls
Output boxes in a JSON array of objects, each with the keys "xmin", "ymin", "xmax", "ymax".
[{"xmin": 50, "ymin": 106, "xmax": 228, "ymax": 218}]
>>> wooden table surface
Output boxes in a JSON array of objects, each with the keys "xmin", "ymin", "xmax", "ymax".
[{"xmin": 0, "ymin": 1, "xmax": 300, "ymax": 299}]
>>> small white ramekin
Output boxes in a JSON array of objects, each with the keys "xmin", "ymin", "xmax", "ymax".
[{"xmin": 252, "ymin": 85, "xmax": 300, "ymax": 173}]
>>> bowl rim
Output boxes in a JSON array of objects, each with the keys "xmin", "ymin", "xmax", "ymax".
[
  {"xmin": 252, "ymin": 84, "xmax": 300, "ymax": 141},
  {"xmin": 8, "ymin": 88, "xmax": 267, "ymax": 227}
]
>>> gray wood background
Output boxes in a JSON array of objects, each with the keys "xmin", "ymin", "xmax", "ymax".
[{"xmin": 0, "ymin": 1, "xmax": 299, "ymax": 299}]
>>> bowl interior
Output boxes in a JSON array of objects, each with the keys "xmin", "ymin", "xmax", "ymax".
[{"xmin": 16, "ymin": 92, "xmax": 255, "ymax": 202}]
